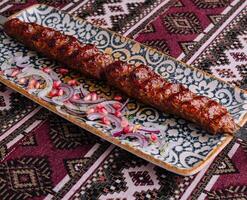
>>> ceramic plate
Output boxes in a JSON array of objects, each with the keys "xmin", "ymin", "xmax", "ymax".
[{"xmin": 0, "ymin": 4, "xmax": 246, "ymax": 176}]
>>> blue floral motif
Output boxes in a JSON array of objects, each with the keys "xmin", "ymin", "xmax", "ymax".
[
  {"xmin": 56, "ymin": 14, "xmax": 76, "ymax": 35},
  {"xmin": 189, "ymin": 80, "xmax": 218, "ymax": 98},
  {"xmin": 78, "ymin": 24, "xmax": 97, "ymax": 41}
]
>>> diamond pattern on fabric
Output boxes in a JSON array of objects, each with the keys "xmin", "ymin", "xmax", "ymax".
[
  {"xmin": 163, "ymin": 12, "xmax": 203, "ymax": 34},
  {"xmin": 0, "ymin": 157, "xmax": 53, "ymax": 199}
]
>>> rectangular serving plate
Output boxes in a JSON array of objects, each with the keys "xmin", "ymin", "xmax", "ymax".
[{"xmin": 0, "ymin": 4, "xmax": 246, "ymax": 176}]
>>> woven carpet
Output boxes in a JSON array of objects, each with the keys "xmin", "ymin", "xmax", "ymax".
[{"xmin": 0, "ymin": 0, "xmax": 246, "ymax": 199}]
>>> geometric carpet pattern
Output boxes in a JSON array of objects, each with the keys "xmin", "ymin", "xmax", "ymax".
[{"xmin": 0, "ymin": 0, "xmax": 246, "ymax": 199}]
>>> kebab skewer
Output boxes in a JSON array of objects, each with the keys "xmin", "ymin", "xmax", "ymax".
[{"xmin": 3, "ymin": 18, "xmax": 237, "ymax": 135}]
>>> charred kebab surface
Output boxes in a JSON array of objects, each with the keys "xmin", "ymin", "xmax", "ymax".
[{"xmin": 3, "ymin": 18, "xmax": 237, "ymax": 135}]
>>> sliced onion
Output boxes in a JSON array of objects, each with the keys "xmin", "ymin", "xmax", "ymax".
[
  {"xmin": 22, "ymin": 66, "xmax": 32, "ymax": 72},
  {"xmin": 87, "ymin": 113, "xmax": 105, "ymax": 121},
  {"xmin": 159, "ymin": 141, "xmax": 169, "ymax": 156},
  {"xmin": 81, "ymin": 101, "xmax": 118, "ymax": 113},
  {"xmin": 79, "ymin": 85, "xmax": 89, "ymax": 96},
  {"xmin": 17, "ymin": 63, "xmax": 30, "ymax": 69},
  {"xmin": 0, "ymin": 62, "xmax": 13, "ymax": 71},
  {"xmin": 101, "ymin": 100, "xmax": 123, "ymax": 106},
  {"xmin": 100, "ymin": 101, "xmax": 124, "ymax": 113},
  {"xmin": 7, "ymin": 55, "xmax": 31, "ymax": 69},
  {"xmin": 120, "ymin": 98, "xmax": 129, "ymax": 111},
  {"xmin": 56, "ymin": 106, "xmax": 85, "ymax": 117},
  {"xmin": 112, "ymin": 129, "xmax": 123, "ymax": 137},
  {"xmin": 107, "ymin": 113, "xmax": 121, "ymax": 127},
  {"xmin": 17, "ymin": 68, "xmax": 53, "ymax": 98},
  {"xmin": 121, "ymin": 133, "xmax": 148, "ymax": 147},
  {"xmin": 70, "ymin": 98, "xmax": 105, "ymax": 104},
  {"xmin": 50, "ymin": 71, "xmax": 60, "ymax": 81},
  {"xmin": 32, "ymin": 75, "xmax": 42, "ymax": 80},
  {"xmin": 64, "ymin": 101, "xmax": 88, "ymax": 113},
  {"xmin": 87, "ymin": 112, "xmax": 121, "ymax": 132},
  {"xmin": 4, "ymin": 68, "xmax": 15, "ymax": 76},
  {"xmin": 40, "ymin": 95, "xmax": 54, "ymax": 103},
  {"xmin": 64, "ymin": 107, "xmax": 86, "ymax": 116},
  {"xmin": 138, "ymin": 128, "xmax": 160, "ymax": 134},
  {"xmin": 103, "ymin": 103, "xmax": 116, "ymax": 113},
  {"xmin": 104, "ymin": 100, "xmax": 128, "ymax": 114},
  {"xmin": 14, "ymin": 56, "xmax": 30, "ymax": 68},
  {"xmin": 86, "ymin": 121, "xmax": 111, "ymax": 128},
  {"xmin": 52, "ymin": 84, "xmax": 74, "ymax": 106}
]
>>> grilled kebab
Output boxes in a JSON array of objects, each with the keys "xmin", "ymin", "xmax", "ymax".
[{"xmin": 3, "ymin": 18, "xmax": 237, "ymax": 134}]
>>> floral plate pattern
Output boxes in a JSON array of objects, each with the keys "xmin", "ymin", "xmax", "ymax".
[{"xmin": 0, "ymin": 4, "xmax": 246, "ymax": 175}]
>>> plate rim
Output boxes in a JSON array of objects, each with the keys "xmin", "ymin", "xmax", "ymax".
[{"xmin": 1, "ymin": 3, "xmax": 243, "ymax": 175}]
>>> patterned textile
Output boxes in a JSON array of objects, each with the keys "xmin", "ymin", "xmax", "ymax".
[
  {"xmin": 135, "ymin": 0, "xmax": 247, "ymax": 88},
  {"xmin": 0, "ymin": 0, "xmax": 246, "ymax": 199}
]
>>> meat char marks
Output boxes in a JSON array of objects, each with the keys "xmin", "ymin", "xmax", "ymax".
[{"xmin": 4, "ymin": 18, "xmax": 237, "ymax": 134}]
